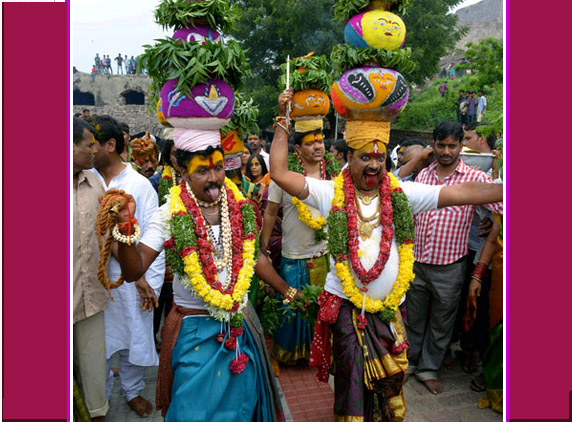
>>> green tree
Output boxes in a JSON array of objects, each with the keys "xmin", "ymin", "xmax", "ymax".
[
  {"xmin": 405, "ymin": 0, "xmax": 467, "ymax": 85},
  {"xmin": 231, "ymin": 0, "xmax": 343, "ymax": 129},
  {"xmin": 459, "ymin": 37, "xmax": 503, "ymax": 87}
]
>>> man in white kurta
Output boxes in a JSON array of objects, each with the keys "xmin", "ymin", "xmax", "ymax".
[{"xmin": 92, "ymin": 115, "xmax": 165, "ymax": 416}]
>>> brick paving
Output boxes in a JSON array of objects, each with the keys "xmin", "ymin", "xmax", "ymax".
[{"xmin": 107, "ymin": 342, "xmax": 502, "ymax": 422}]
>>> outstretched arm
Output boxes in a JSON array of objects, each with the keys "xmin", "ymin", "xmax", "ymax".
[
  {"xmin": 269, "ymin": 89, "xmax": 308, "ymax": 199},
  {"xmin": 438, "ymin": 181, "xmax": 503, "ymax": 209}
]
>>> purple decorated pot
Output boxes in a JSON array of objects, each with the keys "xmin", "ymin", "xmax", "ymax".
[
  {"xmin": 331, "ymin": 66, "xmax": 409, "ymax": 121},
  {"xmin": 159, "ymin": 78, "xmax": 235, "ymax": 130},
  {"xmin": 172, "ymin": 25, "xmax": 223, "ymax": 45}
]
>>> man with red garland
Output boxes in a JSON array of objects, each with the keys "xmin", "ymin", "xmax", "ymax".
[
  {"xmin": 269, "ymin": 89, "xmax": 503, "ymax": 421},
  {"xmin": 405, "ymin": 121, "xmax": 502, "ymax": 395},
  {"xmin": 261, "ymin": 123, "xmax": 340, "ymax": 367},
  {"xmin": 107, "ymin": 128, "xmax": 303, "ymax": 421}
]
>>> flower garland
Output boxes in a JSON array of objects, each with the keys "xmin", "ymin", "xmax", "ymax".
[
  {"xmin": 158, "ymin": 164, "xmax": 174, "ymax": 206},
  {"xmin": 287, "ymin": 152, "xmax": 340, "ymax": 241},
  {"xmin": 327, "ymin": 167, "xmax": 415, "ymax": 323},
  {"xmin": 163, "ymin": 178, "xmax": 258, "ymax": 319}
]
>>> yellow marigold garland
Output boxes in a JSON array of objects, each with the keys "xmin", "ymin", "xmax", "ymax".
[
  {"xmin": 292, "ymin": 197, "xmax": 326, "ymax": 230},
  {"xmin": 330, "ymin": 171, "xmax": 415, "ymax": 317}
]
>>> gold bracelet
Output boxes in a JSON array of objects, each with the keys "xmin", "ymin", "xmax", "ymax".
[{"xmin": 282, "ymin": 287, "xmax": 298, "ymax": 305}]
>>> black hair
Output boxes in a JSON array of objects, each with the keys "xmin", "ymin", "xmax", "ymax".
[
  {"xmin": 245, "ymin": 153, "xmax": 268, "ymax": 181},
  {"xmin": 332, "ymin": 139, "xmax": 350, "ymax": 162},
  {"xmin": 118, "ymin": 121, "xmax": 130, "ymax": 134},
  {"xmin": 459, "ymin": 89, "xmax": 465, "ymax": 93},
  {"xmin": 385, "ymin": 154, "xmax": 394, "ymax": 172},
  {"xmin": 160, "ymin": 139, "xmax": 175, "ymax": 166},
  {"xmin": 400, "ymin": 138, "xmax": 426, "ymax": 149},
  {"xmin": 175, "ymin": 145, "xmax": 224, "ymax": 171},
  {"xmin": 74, "ymin": 112, "xmax": 81, "ymax": 118},
  {"xmin": 93, "ymin": 115, "xmax": 125, "ymax": 154},
  {"xmin": 82, "ymin": 109, "xmax": 90, "ymax": 113},
  {"xmin": 464, "ymin": 121, "xmax": 497, "ymax": 150},
  {"xmin": 433, "ymin": 121, "xmax": 464, "ymax": 143},
  {"xmin": 293, "ymin": 130, "xmax": 322, "ymax": 146},
  {"xmin": 73, "ymin": 117, "xmax": 95, "ymax": 145},
  {"xmin": 243, "ymin": 144, "xmax": 253, "ymax": 155}
]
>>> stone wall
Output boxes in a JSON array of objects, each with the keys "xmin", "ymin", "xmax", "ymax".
[{"xmin": 73, "ymin": 73, "xmax": 166, "ymax": 136}]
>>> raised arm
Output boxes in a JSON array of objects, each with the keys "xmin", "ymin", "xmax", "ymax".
[
  {"xmin": 269, "ymin": 89, "xmax": 308, "ymax": 199},
  {"xmin": 438, "ymin": 181, "xmax": 503, "ymax": 209}
]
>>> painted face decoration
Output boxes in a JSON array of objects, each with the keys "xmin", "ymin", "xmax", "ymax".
[
  {"xmin": 159, "ymin": 78, "xmax": 235, "ymax": 130},
  {"xmin": 345, "ymin": 10, "xmax": 406, "ymax": 50},
  {"xmin": 331, "ymin": 66, "xmax": 409, "ymax": 121},
  {"xmin": 172, "ymin": 25, "xmax": 223, "ymax": 45},
  {"xmin": 290, "ymin": 89, "xmax": 331, "ymax": 119},
  {"xmin": 187, "ymin": 150, "xmax": 224, "ymax": 176}
]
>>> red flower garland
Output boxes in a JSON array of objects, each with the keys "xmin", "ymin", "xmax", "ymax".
[
  {"xmin": 343, "ymin": 169, "xmax": 395, "ymax": 286},
  {"xmin": 179, "ymin": 182, "xmax": 245, "ymax": 296}
]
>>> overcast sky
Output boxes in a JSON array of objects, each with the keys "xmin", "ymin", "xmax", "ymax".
[{"xmin": 72, "ymin": 0, "xmax": 487, "ymax": 73}]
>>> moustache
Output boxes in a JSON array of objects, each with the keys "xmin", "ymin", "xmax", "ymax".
[{"xmin": 363, "ymin": 168, "xmax": 380, "ymax": 175}]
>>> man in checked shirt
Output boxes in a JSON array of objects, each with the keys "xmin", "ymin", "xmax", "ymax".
[{"xmin": 405, "ymin": 121, "xmax": 503, "ymax": 394}]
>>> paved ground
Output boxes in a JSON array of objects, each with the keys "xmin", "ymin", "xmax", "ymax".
[{"xmin": 107, "ymin": 343, "xmax": 502, "ymax": 421}]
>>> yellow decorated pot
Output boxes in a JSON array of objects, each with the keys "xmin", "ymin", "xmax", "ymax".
[{"xmin": 345, "ymin": 10, "xmax": 406, "ymax": 50}]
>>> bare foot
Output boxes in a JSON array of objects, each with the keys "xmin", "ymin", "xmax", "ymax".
[
  {"xmin": 270, "ymin": 356, "xmax": 280, "ymax": 377},
  {"xmin": 423, "ymin": 379, "xmax": 444, "ymax": 395},
  {"xmin": 128, "ymin": 396, "xmax": 153, "ymax": 418},
  {"xmin": 111, "ymin": 367, "xmax": 119, "ymax": 377}
]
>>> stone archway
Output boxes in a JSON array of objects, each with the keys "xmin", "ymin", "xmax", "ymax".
[
  {"xmin": 121, "ymin": 89, "xmax": 145, "ymax": 105},
  {"xmin": 73, "ymin": 89, "xmax": 95, "ymax": 105}
]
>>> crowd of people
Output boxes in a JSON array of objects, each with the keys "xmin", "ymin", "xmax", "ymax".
[
  {"xmin": 456, "ymin": 89, "xmax": 488, "ymax": 125},
  {"xmin": 73, "ymin": 93, "xmax": 503, "ymax": 421},
  {"xmin": 91, "ymin": 53, "xmax": 138, "ymax": 78}
]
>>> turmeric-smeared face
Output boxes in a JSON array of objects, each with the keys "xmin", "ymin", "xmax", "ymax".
[
  {"xmin": 186, "ymin": 150, "xmax": 226, "ymax": 203},
  {"xmin": 349, "ymin": 141, "xmax": 387, "ymax": 192},
  {"xmin": 296, "ymin": 132, "xmax": 325, "ymax": 164}
]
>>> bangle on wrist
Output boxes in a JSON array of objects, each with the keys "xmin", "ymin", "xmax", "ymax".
[
  {"xmin": 470, "ymin": 275, "xmax": 482, "ymax": 284},
  {"xmin": 282, "ymin": 287, "xmax": 298, "ymax": 305},
  {"xmin": 112, "ymin": 223, "xmax": 141, "ymax": 245},
  {"xmin": 472, "ymin": 261, "xmax": 489, "ymax": 279}
]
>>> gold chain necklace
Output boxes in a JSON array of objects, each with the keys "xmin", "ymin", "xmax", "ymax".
[{"xmin": 355, "ymin": 189, "xmax": 378, "ymax": 206}]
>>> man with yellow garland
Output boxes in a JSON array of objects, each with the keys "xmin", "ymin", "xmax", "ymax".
[
  {"xmin": 261, "ymin": 121, "xmax": 340, "ymax": 367},
  {"xmin": 107, "ymin": 128, "xmax": 304, "ymax": 421},
  {"xmin": 269, "ymin": 89, "xmax": 503, "ymax": 421}
]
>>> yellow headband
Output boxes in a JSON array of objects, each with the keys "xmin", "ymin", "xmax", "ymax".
[
  {"xmin": 354, "ymin": 140, "xmax": 386, "ymax": 156},
  {"xmin": 294, "ymin": 119, "xmax": 323, "ymax": 133},
  {"xmin": 345, "ymin": 120, "xmax": 391, "ymax": 150},
  {"xmin": 187, "ymin": 151, "xmax": 224, "ymax": 175}
]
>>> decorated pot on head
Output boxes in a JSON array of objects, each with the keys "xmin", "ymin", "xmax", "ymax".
[
  {"xmin": 331, "ymin": 65, "xmax": 409, "ymax": 121},
  {"xmin": 290, "ymin": 89, "xmax": 331, "ymax": 120},
  {"xmin": 158, "ymin": 78, "xmax": 235, "ymax": 130},
  {"xmin": 345, "ymin": 9, "xmax": 406, "ymax": 50}
]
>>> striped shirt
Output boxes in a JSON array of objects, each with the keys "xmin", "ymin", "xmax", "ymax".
[{"xmin": 413, "ymin": 159, "xmax": 502, "ymax": 265}]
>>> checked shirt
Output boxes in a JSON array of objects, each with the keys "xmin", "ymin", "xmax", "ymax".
[{"xmin": 413, "ymin": 159, "xmax": 502, "ymax": 265}]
